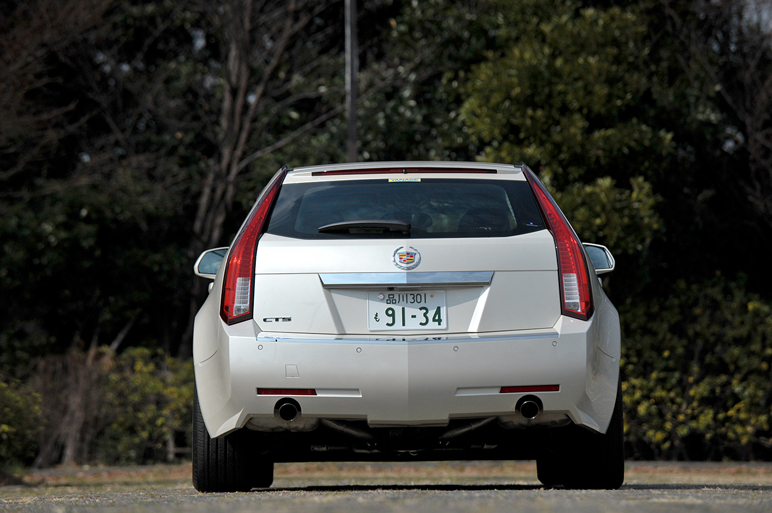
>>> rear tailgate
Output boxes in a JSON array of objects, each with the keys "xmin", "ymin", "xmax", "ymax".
[{"xmin": 252, "ymin": 231, "xmax": 559, "ymax": 335}]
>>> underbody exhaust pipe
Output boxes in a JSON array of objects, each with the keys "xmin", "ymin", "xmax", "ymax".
[
  {"xmin": 321, "ymin": 420, "xmax": 376, "ymax": 441},
  {"xmin": 516, "ymin": 395, "xmax": 543, "ymax": 420},
  {"xmin": 275, "ymin": 398, "xmax": 301, "ymax": 422},
  {"xmin": 440, "ymin": 417, "xmax": 496, "ymax": 441}
]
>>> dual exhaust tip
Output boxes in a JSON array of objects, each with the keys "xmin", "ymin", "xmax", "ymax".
[{"xmin": 275, "ymin": 395, "xmax": 543, "ymax": 423}]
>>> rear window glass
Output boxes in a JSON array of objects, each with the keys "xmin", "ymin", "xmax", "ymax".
[{"xmin": 265, "ymin": 178, "xmax": 545, "ymax": 239}]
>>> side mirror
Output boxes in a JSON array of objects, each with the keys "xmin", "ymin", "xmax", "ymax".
[
  {"xmin": 583, "ymin": 243, "xmax": 615, "ymax": 275},
  {"xmin": 194, "ymin": 247, "xmax": 229, "ymax": 279}
]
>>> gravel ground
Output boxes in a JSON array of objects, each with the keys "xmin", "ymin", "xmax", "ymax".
[{"xmin": 1, "ymin": 461, "xmax": 771, "ymax": 513}]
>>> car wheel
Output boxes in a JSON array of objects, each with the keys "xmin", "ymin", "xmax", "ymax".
[
  {"xmin": 537, "ymin": 378, "xmax": 624, "ymax": 489},
  {"xmin": 192, "ymin": 388, "xmax": 274, "ymax": 492},
  {"xmin": 564, "ymin": 378, "xmax": 624, "ymax": 490}
]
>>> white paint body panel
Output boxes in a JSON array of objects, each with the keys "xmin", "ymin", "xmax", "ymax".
[
  {"xmin": 194, "ymin": 295, "xmax": 619, "ymax": 437},
  {"xmin": 252, "ymin": 230, "xmax": 560, "ymax": 335},
  {"xmin": 193, "ymin": 163, "xmax": 621, "ymax": 442},
  {"xmin": 253, "ymin": 230, "xmax": 555, "ymax": 273}
]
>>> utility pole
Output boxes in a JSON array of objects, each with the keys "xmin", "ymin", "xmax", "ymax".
[{"xmin": 345, "ymin": 0, "xmax": 358, "ymax": 162}]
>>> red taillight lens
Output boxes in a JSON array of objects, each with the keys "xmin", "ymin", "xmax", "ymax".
[
  {"xmin": 220, "ymin": 168, "xmax": 287, "ymax": 325},
  {"xmin": 524, "ymin": 167, "xmax": 594, "ymax": 321}
]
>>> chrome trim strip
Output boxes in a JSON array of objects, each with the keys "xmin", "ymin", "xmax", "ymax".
[
  {"xmin": 255, "ymin": 330, "xmax": 558, "ymax": 345},
  {"xmin": 319, "ymin": 271, "xmax": 494, "ymax": 289}
]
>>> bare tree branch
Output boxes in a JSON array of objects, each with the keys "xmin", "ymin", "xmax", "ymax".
[{"xmin": 236, "ymin": 38, "xmax": 444, "ymax": 172}]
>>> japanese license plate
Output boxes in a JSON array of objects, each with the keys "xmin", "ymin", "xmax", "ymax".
[{"xmin": 367, "ymin": 291, "xmax": 447, "ymax": 330}]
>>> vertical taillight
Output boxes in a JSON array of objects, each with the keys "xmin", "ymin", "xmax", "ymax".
[
  {"xmin": 220, "ymin": 168, "xmax": 288, "ymax": 325},
  {"xmin": 523, "ymin": 166, "xmax": 594, "ymax": 321}
]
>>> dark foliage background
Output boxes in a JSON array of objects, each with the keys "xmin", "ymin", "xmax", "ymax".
[{"xmin": 1, "ymin": 0, "xmax": 771, "ymax": 466}]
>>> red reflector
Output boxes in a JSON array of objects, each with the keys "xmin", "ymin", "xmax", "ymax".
[
  {"xmin": 311, "ymin": 167, "xmax": 496, "ymax": 176},
  {"xmin": 257, "ymin": 388, "xmax": 317, "ymax": 396},
  {"xmin": 500, "ymin": 385, "xmax": 560, "ymax": 394}
]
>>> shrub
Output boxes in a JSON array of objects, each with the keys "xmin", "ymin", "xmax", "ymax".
[
  {"xmin": 622, "ymin": 276, "xmax": 772, "ymax": 460},
  {"xmin": 97, "ymin": 347, "xmax": 194, "ymax": 464},
  {"xmin": 0, "ymin": 375, "xmax": 42, "ymax": 464}
]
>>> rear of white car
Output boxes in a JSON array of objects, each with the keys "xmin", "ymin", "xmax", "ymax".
[{"xmin": 192, "ymin": 161, "xmax": 623, "ymax": 491}]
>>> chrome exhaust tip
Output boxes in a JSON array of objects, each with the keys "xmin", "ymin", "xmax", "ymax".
[
  {"xmin": 275, "ymin": 399, "xmax": 301, "ymax": 422},
  {"xmin": 516, "ymin": 396, "xmax": 543, "ymax": 420}
]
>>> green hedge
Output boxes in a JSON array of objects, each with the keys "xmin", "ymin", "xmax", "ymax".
[
  {"xmin": 96, "ymin": 347, "xmax": 194, "ymax": 464},
  {"xmin": 622, "ymin": 276, "xmax": 772, "ymax": 460}
]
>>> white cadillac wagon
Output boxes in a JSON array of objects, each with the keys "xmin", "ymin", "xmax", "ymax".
[{"xmin": 192, "ymin": 161, "xmax": 623, "ymax": 491}]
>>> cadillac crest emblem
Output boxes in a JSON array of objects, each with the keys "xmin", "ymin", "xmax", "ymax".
[{"xmin": 393, "ymin": 246, "xmax": 421, "ymax": 270}]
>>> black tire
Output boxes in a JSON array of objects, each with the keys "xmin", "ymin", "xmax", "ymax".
[
  {"xmin": 192, "ymin": 388, "xmax": 274, "ymax": 492},
  {"xmin": 537, "ymin": 379, "xmax": 624, "ymax": 490},
  {"xmin": 568, "ymin": 379, "xmax": 624, "ymax": 489},
  {"xmin": 536, "ymin": 456, "xmax": 565, "ymax": 488},
  {"xmin": 536, "ymin": 453, "xmax": 568, "ymax": 488}
]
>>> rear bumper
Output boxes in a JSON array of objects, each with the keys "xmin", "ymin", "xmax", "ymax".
[{"xmin": 194, "ymin": 309, "xmax": 619, "ymax": 439}]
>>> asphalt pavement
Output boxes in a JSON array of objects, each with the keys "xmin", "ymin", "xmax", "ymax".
[{"xmin": 1, "ymin": 461, "xmax": 770, "ymax": 512}]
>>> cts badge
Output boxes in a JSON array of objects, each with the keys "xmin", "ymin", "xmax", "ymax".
[
  {"xmin": 262, "ymin": 317, "xmax": 292, "ymax": 323},
  {"xmin": 393, "ymin": 246, "xmax": 421, "ymax": 270}
]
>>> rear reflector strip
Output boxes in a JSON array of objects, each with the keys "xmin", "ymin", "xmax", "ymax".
[
  {"xmin": 500, "ymin": 385, "xmax": 560, "ymax": 394},
  {"xmin": 311, "ymin": 168, "xmax": 497, "ymax": 176},
  {"xmin": 257, "ymin": 388, "xmax": 317, "ymax": 396}
]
